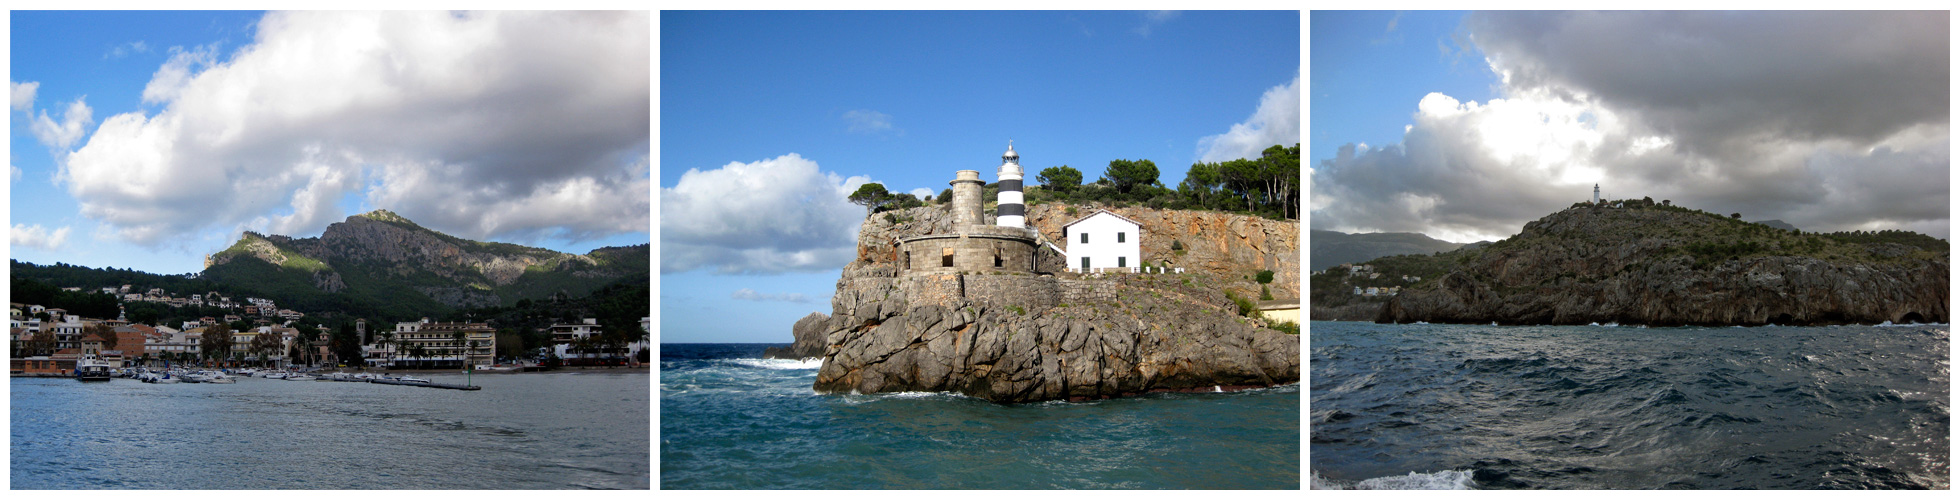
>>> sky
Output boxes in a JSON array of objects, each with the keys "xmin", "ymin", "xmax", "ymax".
[
  {"xmin": 1311, "ymin": 11, "xmax": 1950, "ymax": 244},
  {"xmin": 661, "ymin": 11, "xmax": 1301, "ymax": 343},
  {"xmin": 9, "ymin": 11, "xmax": 651, "ymax": 276}
]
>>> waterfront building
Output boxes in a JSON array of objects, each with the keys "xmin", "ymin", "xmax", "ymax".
[
  {"xmin": 548, "ymin": 318, "xmax": 644, "ymax": 365},
  {"xmin": 383, "ymin": 318, "xmax": 494, "ymax": 368},
  {"xmin": 1062, "ymin": 210, "xmax": 1145, "ymax": 272}
]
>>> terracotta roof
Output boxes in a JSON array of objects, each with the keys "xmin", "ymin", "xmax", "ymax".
[
  {"xmin": 81, "ymin": 334, "xmax": 106, "ymax": 342},
  {"xmin": 1059, "ymin": 209, "xmax": 1145, "ymax": 229}
]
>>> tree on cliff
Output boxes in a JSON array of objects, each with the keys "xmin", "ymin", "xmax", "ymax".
[
  {"xmin": 1038, "ymin": 165, "xmax": 1082, "ymax": 192},
  {"xmin": 1102, "ymin": 159, "xmax": 1160, "ymax": 194},
  {"xmin": 848, "ymin": 183, "xmax": 892, "ymax": 216}
]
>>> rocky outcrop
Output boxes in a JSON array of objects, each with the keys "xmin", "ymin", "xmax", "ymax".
[
  {"xmin": 1378, "ymin": 206, "xmax": 1949, "ymax": 326},
  {"xmin": 783, "ymin": 203, "xmax": 1301, "ymax": 403},
  {"xmin": 762, "ymin": 312, "xmax": 829, "ymax": 360}
]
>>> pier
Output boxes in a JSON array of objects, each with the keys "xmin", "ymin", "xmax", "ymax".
[{"xmin": 369, "ymin": 378, "xmax": 481, "ymax": 390}]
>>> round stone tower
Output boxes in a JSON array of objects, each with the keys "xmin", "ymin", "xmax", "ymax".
[
  {"xmin": 997, "ymin": 141, "xmax": 1025, "ymax": 228},
  {"xmin": 950, "ymin": 170, "xmax": 985, "ymax": 227}
]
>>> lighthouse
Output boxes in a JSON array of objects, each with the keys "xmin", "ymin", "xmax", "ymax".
[
  {"xmin": 1593, "ymin": 184, "xmax": 1600, "ymax": 205},
  {"xmin": 997, "ymin": 141, "xmax": 1025, "ymax": 228}
]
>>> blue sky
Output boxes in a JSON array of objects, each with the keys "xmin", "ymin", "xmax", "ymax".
[
  {"xmin": 10, "ymin": 11, "xmax": 651, "ymax": 276},
  {"xmin": 1310, "ymin": 11, "xmax": 1949, "ymax": 244},
  {"xmin": 661, "ymin": 11, "xmax": 1300, "ymax": 343}
]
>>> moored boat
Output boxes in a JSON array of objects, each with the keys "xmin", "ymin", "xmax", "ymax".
[{"xmin": 76, "ymin": 360, "xmax": 113, "ymax": 382}]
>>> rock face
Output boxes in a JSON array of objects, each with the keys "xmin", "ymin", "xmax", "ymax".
[
  {"xmin": 784, "ymin": 203, "xmax": 1301, "ymax": 403},
  {"xmin": 1377, "ymin": 205, "xmax": 1949, "ymax": 326},
  {"xmin": 1026, "ymin": 204, "xmax": 1300, "ymax": 300},
  {"xmin": 762, "ymin": 313, "xmax": 829, "ymax": 360}
]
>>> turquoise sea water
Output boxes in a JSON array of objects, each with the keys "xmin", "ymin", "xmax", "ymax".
[
  {"xmin": 1311, "ymin": 321, "xmax": 1949, "ymax": 489},
  {"xmin": 660, "ymin": 343, "xmax": 1300, "ymax": 489}
]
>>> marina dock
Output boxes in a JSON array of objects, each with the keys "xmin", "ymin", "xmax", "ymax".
[{"xmin": 368, "ymin": 378, "xmax": 481, "ymax": 390}]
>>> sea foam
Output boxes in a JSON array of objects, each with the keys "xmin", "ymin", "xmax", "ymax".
[
  {"xmin": 1312, "ymin": 470, "xmax": 1476, "ymax": 490},
  {"xmin": 729, "ymin": 358, "xmax": 823, "ymax": 370}
]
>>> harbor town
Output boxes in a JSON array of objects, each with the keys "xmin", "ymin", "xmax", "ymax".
[{"xmin": 11, "ymin": 285, "xmax": 649, "ymax": 380}]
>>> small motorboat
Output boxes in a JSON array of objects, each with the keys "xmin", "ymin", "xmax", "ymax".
[
  {"xmin": 397, "ymin": 376, "xmax": 431, "ymax": 384},
  {"xmin": 284, "ymin": 374, "xmax": 317, "ymax": 381}
]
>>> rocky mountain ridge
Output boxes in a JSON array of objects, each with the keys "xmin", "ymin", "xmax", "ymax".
[
  {"xmin": 205, "ymin": 209, "xmax": 647, "ymax": 311},
  {"xmin": 1366, "ymin": 202, "xmax": 1947, "ymax": 326}
]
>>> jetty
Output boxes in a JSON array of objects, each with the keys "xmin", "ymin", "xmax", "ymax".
[{"xmin": 369, "ymin": 378, "xmax": 481, "ymax": 390}]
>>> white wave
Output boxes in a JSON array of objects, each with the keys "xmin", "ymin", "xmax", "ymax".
[
  {"xmin": 1313, "ymin": 470, "xmax": 1476, "ymax": 490},
  {"xmin": 728, "ymin": 358, "xmax": 823, "ymax": 370},
  {"xmin": 1875, "ymin": 321, "xmax": 1947, "ymax": 328},
  {"xmin": 1413, "ymin": 321, "xmax": 1429, "ymax": 325}
]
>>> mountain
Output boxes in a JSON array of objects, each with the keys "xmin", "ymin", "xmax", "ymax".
[
  {"xmin": 1752, "ymin": 219, "xmax": 1800, "ymax": 231},
  {"xmin": 201, "ymin": 209, "xmax": 647, "ymax": 321},
  {"xmin": 1311, "ymin": 229, "xmax": 1465, "ymax": 272},
  {"xmin": 1312, "ymin": 199, "xmax": 1947, "ymax": 326}
]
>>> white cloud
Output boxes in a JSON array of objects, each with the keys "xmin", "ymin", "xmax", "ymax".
[
  {"xmin": 730, "ymin": 288, "xmax": 813, "ymax": 303},
  {"xmin": 1134, "ymin": 11, "xmax": 1181, "ymax": 36},
  {"xmin": 661, "ymin": 153, "xmax": 870, "ymax": 275},
  {"xmin": 843, "ymin": 109, "xmax": 894, "ymax": 134},
  {"xmin": 59, "ymin": 11, "xmax": 650, "ymax": 247},
  {"xmin": 1197, "ymin": 74, "xmax": 1300, "ymax": 162},
  {"xmin": 30, "ymin": 96, "xmax": 94, "ymax": 152},
  {"xmin": 104, "ymin": 40, "xmax": 152, "ymax": 59},
  {"xmin": 10, "ymin": 81, "xmax": 37, "ymax": 111},
  {"xmin": 10, "ymin": 165, "xmax": 19, "ymax": 182},
  {"xmin": 12, "ymin": 224, "xmax": 72, "ymax": 251},
  {"xmin": 1313, "ymin": 12, "xmax": 1950, "ymax": 240},
  {"xmin": 909, "ymin": 188, "xmax": 933, "ymax": 199}
]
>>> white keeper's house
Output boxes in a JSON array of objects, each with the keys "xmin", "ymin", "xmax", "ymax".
[{"xmin": 1062, "ymin": 209, "xmax": 1143, "ymax": 272}]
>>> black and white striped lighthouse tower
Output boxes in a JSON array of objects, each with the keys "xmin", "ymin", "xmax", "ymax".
[{"xmin": 996, "ymin": 140, "xmax": 1025, "ymax": 228}]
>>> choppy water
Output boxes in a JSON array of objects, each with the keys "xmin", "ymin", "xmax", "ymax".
[
  {"xmin": 660, "ymin": 343, "xmax": 1299, "ymax": 489},
  {"xmin": 1310, "ymin": 321, "xmax": 1949, "ymax": 489},
  {"xmin": 12, "ymin": 371, "xmax": 649, "ymax": 489}
]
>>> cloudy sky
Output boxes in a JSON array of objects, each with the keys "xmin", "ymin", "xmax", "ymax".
[
  {"xmin": 10, "ymin": 11, "xmax": 650, "ymax": 275},
  {"xmin": 662, "ymin": 11, "xmax": 1299, "ymax": 343},
  {"xmin": 1311, "ymin": 11, "xmax": 1949, "ymax": 244}
]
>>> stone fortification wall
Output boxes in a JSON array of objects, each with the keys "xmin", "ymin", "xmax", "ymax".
[
  {"xmin": 898, "ymin": 227, "xmax": 1042, "ymax": 275},
  {"xmin": 897, "ymin": 272, "xmax": 1060, "ymax": 311},
  {"xmin": 1059, "ymin": 279, "xmax": 1116, "ymax": 304}
]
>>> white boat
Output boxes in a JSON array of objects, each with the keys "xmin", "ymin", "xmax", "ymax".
[
  {"xmin": 284, "ymin": 374, "xmax": 317, "ymax": 381},
  {"xmin": 201, "ymin": 371, "xmax": 236, "ymax": 384},
  {"xmin": 262, "ymin": 372, "xmax": 287, "ymax": 379},
  {"xmin": 397, "ymin": 376, "xmax": 431, "ymax": 383}
]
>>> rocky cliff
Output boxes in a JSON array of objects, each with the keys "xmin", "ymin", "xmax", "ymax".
[
  {"xmin": 784, "ymin": 203, "xmax": 1301, "ymax": 403},
  {"xmin": 1375, "ymin": 204, "xmax": 1948, "ymax": 326}
]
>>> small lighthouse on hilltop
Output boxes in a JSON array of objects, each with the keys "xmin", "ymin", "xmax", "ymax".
[
  {"xmin": 997, "ymin": 140, "xmax": 1025, "ymax": 228},
  {"xmin": 1593, "ymin": 184, "xmax": 1600, "ymax": 205}
]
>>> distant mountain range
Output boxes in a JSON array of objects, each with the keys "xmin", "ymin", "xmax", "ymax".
[
  {"xmin": 198, "ymin": 209, "xmax": 647, "ymax": 321},
  {"xmin": 1311, "ymin": 229, "xmax": 1472, "ymax": 272}
]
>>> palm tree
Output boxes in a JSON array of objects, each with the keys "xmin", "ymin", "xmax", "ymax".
[
  {"xmin": 379, "ymin": 331, "xmax": 397, "ymax": 369},
  {"xmin": 450, "ymin": 331, "xmax": 468, "ymax": 368}
]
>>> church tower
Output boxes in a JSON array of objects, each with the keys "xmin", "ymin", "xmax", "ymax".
[{"xmin": 996, "ymin": 141, "xmax": 1025, "ymax": 228}]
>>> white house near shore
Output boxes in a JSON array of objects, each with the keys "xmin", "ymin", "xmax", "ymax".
[{"xmin": 1062, "ymin": 210, "xmax": 1143, "ymax": 272}]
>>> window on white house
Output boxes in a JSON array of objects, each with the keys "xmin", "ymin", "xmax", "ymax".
[
  {"xmin": 1118, "ymin": 256, "xmax": 1127, "ymax": 267},
  {"xmin": 1081, "ymin": 257, "xmax": 1091, "ymax": 270},
  {"xmin": 1118, "ymin": 232, "xmax": 1125, "ymax": 243},
  {"xmin": 1081, "ymin": 233, "xmax": 1089, "ymax": 244}
]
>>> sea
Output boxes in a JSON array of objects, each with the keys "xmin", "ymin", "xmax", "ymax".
[
  {"xmin": 659, "ymin": 343, "xmax": 1300, "ymax": 489},
  {"xmin": 11, "ymin": 371, "xmax": 649, "ymax": 489},
  {"xmin": 1310, "ymin": 321, "xmax": 1950, "ymax": 489}
]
